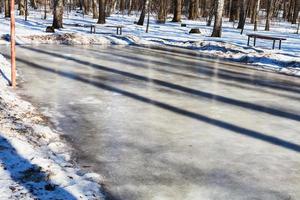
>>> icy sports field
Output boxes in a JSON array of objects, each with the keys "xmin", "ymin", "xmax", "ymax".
[
  {"xmin": 0, "ymin": 10, "xmax": 299, "ymax": 75},
  {"xmin": 4, "ymin": 44, "xmax": 299, "ymax": 200}
]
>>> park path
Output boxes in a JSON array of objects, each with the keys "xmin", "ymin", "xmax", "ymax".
[{"xmin": 1, "ymin": 45, "xmax": 299, "ymax": 200}]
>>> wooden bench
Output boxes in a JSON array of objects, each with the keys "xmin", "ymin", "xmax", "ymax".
[
  {"xmin": 247, "ymin": 33, "xmax": 287, "ymax": 49},
  {"xmin": 90, "ymin": 25, "xmax": 124, "ymax": 35}
]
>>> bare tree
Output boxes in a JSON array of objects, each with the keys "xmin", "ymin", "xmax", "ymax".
[
  {"xmin": 265, "ymin": 0, "xmax": 273, "ymax": 30},
  {"xmin": 229, "ymin": 0, "xmax": 238, "ymax": 22},
  {"xmin": 5, "ymin": 0, "xmax": 10, "ymax": 17},
  {"xmin": 172, "ymin": 0, "xmax": 182, "ymax": 22},
  {"xmin": 157, "ymin": 0, "xmax": 167, "ymax": 23},
  {"xmin": 292, "ymin": 0, "xmax": 299, "ymax": 24},
  {"xmin": 237, "ymin": 0, "xmax": 246, "ymax": 28},
  {"xmin": 254, "ymin": 0, "xmax": 260, "ymax": 31},
  {"xmin": 92, "ymin": 0, "xmax": 98, "ymax": 19},
  {"xmin": 19, "ymin": 0, "xmax": 25, "ymax": 15},
  {"xmin": 30, "ymin": 0, "xmax": 37, "ymax": 9},
  {"xmin": 137, "ymin": 0, "xmax": 149, "ymax": 26},
  {"xmin": 189, "ymin": 0, "xmax": 199, "ymax": 20},
  {"xmin": 52, "ymin": 0, "xmax": 64, "ymax": 28},
  {"xmin": 97, "ymin": 0, "xmax": 106, "ymax": 24},
  {"xmin": 211, "ymin": 0, "xmax": 224, "ymax": 37}
]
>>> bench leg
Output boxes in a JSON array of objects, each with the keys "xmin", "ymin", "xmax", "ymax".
[
  {"xmin": 90, "ymin": 26, "xmax": 92, "ymax": 34},
  {"xmin": 272, "ymin": 40, "xmax": 275, "ymax": 49},
  {"xmin": 120, "ymin": 28, "xmax": 122, "ymax": 35},
  {"xmin": 247, "ymin": 37, "xmax": 250, "ymax": 46},
  {"xmin": 279, "ymin": 40, "xmax": 282, "ymax": 50},
  {"xmin": 253, "ymin": 37, "xmax": 256, "ymax": 46}
]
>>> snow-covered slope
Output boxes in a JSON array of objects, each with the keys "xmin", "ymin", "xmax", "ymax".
[{"xmin": 0, "ymin": 55, "xmax": 104, "ymax": 199}]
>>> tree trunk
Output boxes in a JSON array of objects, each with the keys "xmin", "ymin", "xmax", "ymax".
[
  {"xmin": 237, "ymin": 0, "xmax": 246, "ymax": 28},
  {"xmin": 189, "ymin": 0, "xmax": 199, "ymax": 20},
  {"xmin": 172, "ymin": 0, "xmax": 182, "ymax": 22},
  {"xmin": 211, "ymin": 0, "xmax": 224, "ymax": 37},
  {"xmin": 83, "ymin": 0, "xmax": 89, "ymax": 14},
  {"xmin": 157, "ymin": 0, "xmax": 167, "ymax": 23},
  {"xmin": 229, "ymin": 0, "xmax": 238, "ymax": 21},
  {"xmin": 292, "ymin": 0, "xmax": 299, "ymax": 24},
  {"xmin": 5, "ymin": 0, "xmax": 10, "ymax": 17},
  {"xmin": 97, "ymin": 0, "xmax": 105, "ymax": 24},
  {"xmin": 254, "ymin": 0, "xmax": 260, "ymax": 31},
  {"xmin": 137, "ymin": 0, "xmax": 148, "ymax": 26},
  {"xmin": 19, "ymin": 0, "xmax": 25, "ymax": 15},
  {"xmin": 265, "ymin": 0, "xmax": 273, "ymax": 30},
  {"xmin": 52, "ymin": 0, "xmax": 64, "ymax": 28},
  {"xmin": 120, "ymin": 0, "xmax": 125, "ymax": 13},
  {"xmin": 250, "ymin": 0, "xmax": 256, "ymax": 23},
  {"xmin": 0, "ymin": 0, "xmax": 2, "ymax": 13},
  {"xmin": 207, "ymin": 0, "xmax": 215, "ymax": 26},
  {"xmin": 92, "ymin": 0, "xmax": 98, "ymax": 18},
  {"xmin": 30, "ymin": 0, "xmax": 37, "ymax": 9},
  {"xmin": 297, "ymin": 17, "xmax": 300, "ymax": 33}
]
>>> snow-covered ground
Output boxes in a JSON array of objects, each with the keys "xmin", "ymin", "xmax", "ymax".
[
  {"xmin": 0, "ymin": 55, "xmax": 104, "ymax": 199},
  {"xmin": 0, "ymin": 10, "xmax": 299, "ymax": 75}
]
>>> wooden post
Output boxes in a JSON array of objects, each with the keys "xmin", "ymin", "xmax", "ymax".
[{"xmin": 10, "ymin": 0, "xmax": 16, "ymax": 88}]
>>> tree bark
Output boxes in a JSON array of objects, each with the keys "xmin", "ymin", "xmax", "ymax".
[
  {"xmin": 0, "ymin": 0, "xmax": 2, "ymax": 13},
  {"xmin": 254, "ymin": 0, "xmax": 260, "ymax": 31},
  {"xmin": 30, "ymin": 0, "xmax": 37, "ymax": 9},
  {"xmin": 189, "ymin": 0, "xmax": 199, "ymax": 20},
  {"xmin": 92, "ymin": 0, "xmax": 98, "ymax": 18},
  {"xmin": 237, "ymin": 0, "xmax": 246, "ymax": 28},
  {"xmin": 97, "ymin": 0, "xmax": 106, "ymax": 24},
  {"xmin": 229, "ymin": 0, "xmax": 238, "ymax": 21},
  {"xmin": 137, "ymin": 0, "xmax": 149, "ymax": 26},
  {"xmin": 83, "ymin": 0, "xmax": 89, "ymax": 15},
  {"xmin": 292, "ymin": 0, "xmax": 299, "ymax": 24},
  {"xmin": 172, "ymin": 0, "xmax": 182, "ymax": 22},
  {"xmin": 52, "ymin": 0, "xmax": 64, "ymax": 28},
  {"xmin": 157, "ymin": 0, "xmax": 167, "ymax": 23},
  {"xmin": 5, "ymin": 0, "xmax": 10, "ymax": 17},
  {"xmin": 120, "ymin": 0, "xmax": 125, "ymax": 13},
  {"xmin": 265, "ymin": 0, "xmax": 273, "ymax": 30},
  {"xmin": 211, "ymin": 0, "xmax": 224, "ymax": 37},
  {"xmin": 207, "ymin": 0, "xmax": 215, "ymax": 26},
  {"xmin": 19, "ymin": 0, "xmax": 25, "ymax": 15}
]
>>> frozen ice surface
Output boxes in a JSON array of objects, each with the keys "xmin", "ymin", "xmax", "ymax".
[{"xmin": 2, "ymin": 45, "xmax": 299, "ymax": 200}]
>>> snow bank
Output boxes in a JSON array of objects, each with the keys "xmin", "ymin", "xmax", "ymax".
[
  {"xmin": 0, "ymin": 56, "xmax": 104, "ymax": 199},
  {"xmin": 9, "ymin": 32, "xmax": 300, "ymax": 76}
]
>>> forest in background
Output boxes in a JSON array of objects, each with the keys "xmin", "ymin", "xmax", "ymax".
[{"xmin": 0, "ymin": 0, "xmax": 299, "ymax": 36}]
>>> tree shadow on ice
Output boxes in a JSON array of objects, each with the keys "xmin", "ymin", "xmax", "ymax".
[
  {"xmin": 7, "ymin": 56, "xmax": 300, "ymax": 154},
  {"xmin": 0, "ymin": 135, "xmax": 77, "ymax": 200},
  {"xmin": 0, "ymin": 69, "xmax": 11, "ymax": 86},
  {"xmin": 88, "ymin": 140, "xmax": 294, "ymax": 200},
  {"xmin": 17, "ymin": 46, "xmax": 300, "ymax": 124},
  {"xmin": 85, "ymin": 46, "xmax": 300, "ymax": 101}
]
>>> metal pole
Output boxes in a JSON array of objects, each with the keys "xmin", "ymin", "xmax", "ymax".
[{"xmin": 10, "ymin": 0, "xmax": 16, "ymax": 88}]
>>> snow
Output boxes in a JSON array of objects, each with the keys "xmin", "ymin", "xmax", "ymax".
[
  {"xmin": 0, "ymin": 10, "xmax": 299, "ymax": 75},
  {"xmin": 0, "ymin": 56, "xmax": 104, "ymax": 199}
]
